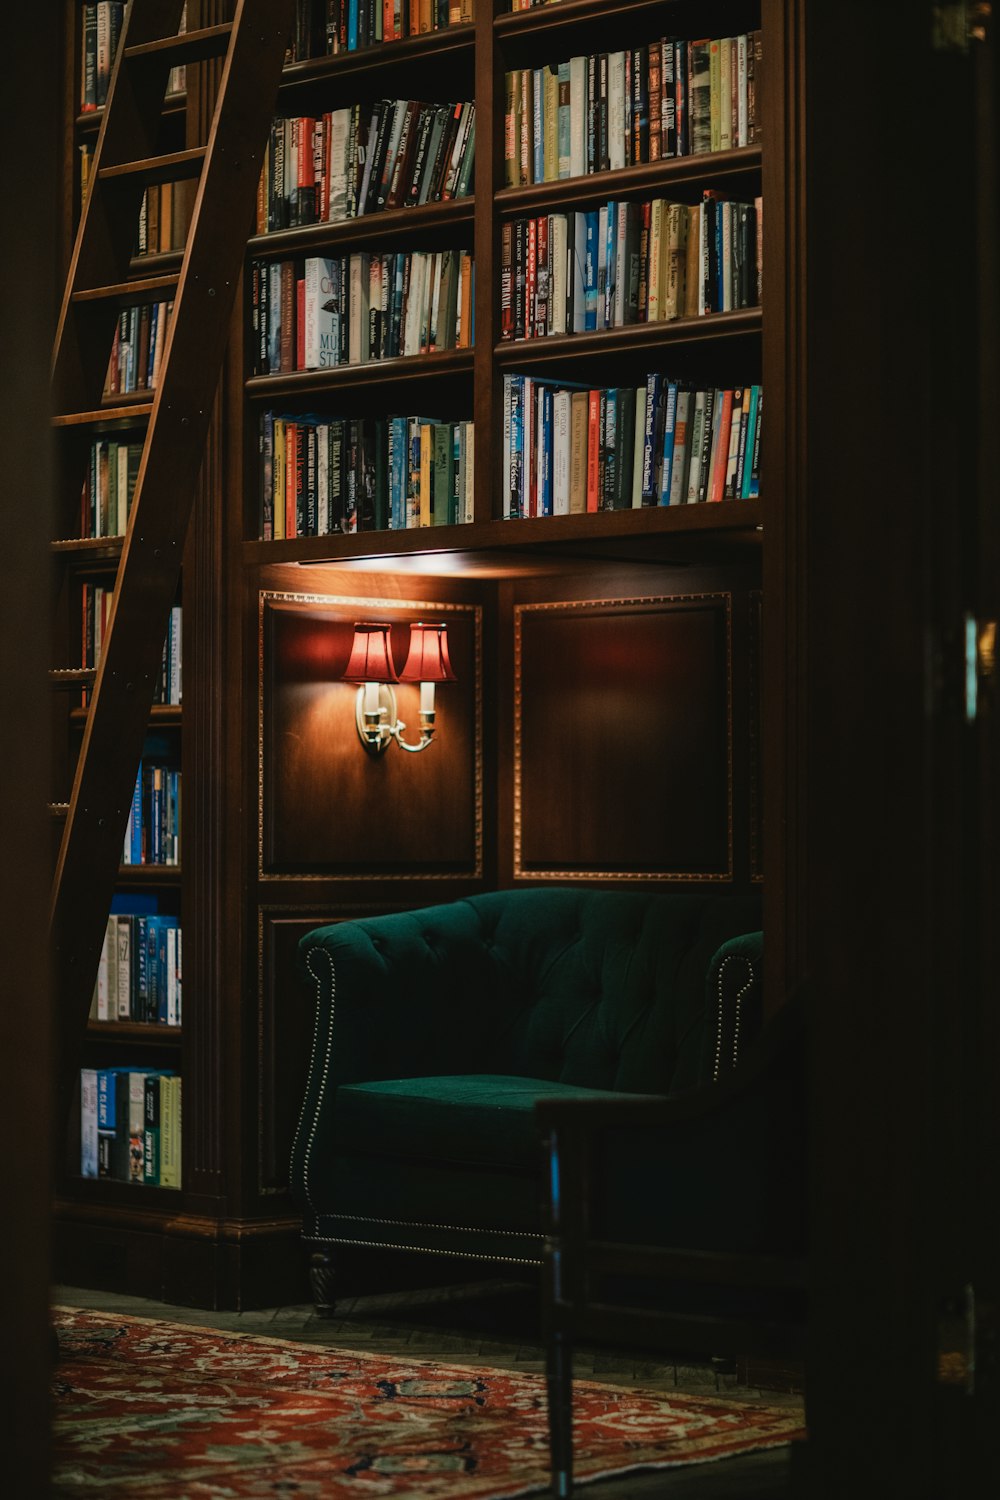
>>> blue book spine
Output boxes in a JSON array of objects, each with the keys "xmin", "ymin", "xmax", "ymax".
[
  {"xmin": 603, "ymin": 203, "xmax": 617, "ymax": 329},
  {"xmin": 97, "ymin": 1068, "xmax": 119, "ymax": 1131},
  {"xmin": 532, "ymin": 69, "xmax": 544, "ymax": 182},
  {"xmin": 539, "ymin": 385, "xmax": 553, "ymax": 516},
  {"xmin": 130, "ymin": 764, "xmax": 142, "ymax": 865},
  {"xmin": 741, "ymin": 385, "xmax": 760, "ymax": 499},
  {"xmin": 146, "ymin": 303, "xmax": 159, "ymax": 387},
  {"xmin": 640, "ymin": 373, "xmax": 662, "ymax": 505},
  {"xmin": 583, "ymin": 213, "xmax": 599, "ymax": 330},
  {"xmin": 509, "ymin": 375, "xmax": 523, "ymax": 519},
  {"xmin": 659, "ymin": 382, "xmax": 679, "ymax": 504},
  {"xmin": 390, "ymin": 255, "xmax": 405, "ymax": 359},
  {"xmin": 557, "ymin": 62, "xmax": 571, "ymax": 178},
  {"xmin": 748, "ymin": 387, "xmax": 763, "ymax": 498},
  {"xmin": 389, "ymin": 417, "xmax": 405, "ymax": 530},
  {"xmin": 348, "ymin": 0, "xmax": 359, "ymax": 52}
]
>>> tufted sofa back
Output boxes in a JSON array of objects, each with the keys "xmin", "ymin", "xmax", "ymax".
[{"xmin": 298, "ymin": 888, "xmax": 761, "ymax": 1097}]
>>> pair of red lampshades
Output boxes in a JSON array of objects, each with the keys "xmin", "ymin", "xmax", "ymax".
[{"xmin": 342, "ymin": 621, "xmax": 456, "ymax": 686}]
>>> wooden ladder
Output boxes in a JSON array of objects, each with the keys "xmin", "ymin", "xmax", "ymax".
[{"xmin": 50, "ymin": 0, "xmax": 293, "ymax": 1052}]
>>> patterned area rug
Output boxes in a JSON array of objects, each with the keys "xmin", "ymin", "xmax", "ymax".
[{"xmin": 52, "ymin": 1307, "xmax": 804, "ymax": 1498}]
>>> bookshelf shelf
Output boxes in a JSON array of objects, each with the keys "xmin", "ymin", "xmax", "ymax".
[
  {"xmin": 117, "ymin": 865, "xmax": 182, "ymax": 885},
  {"xmin": 51, "ymin": 537, "xmax": 125, "ymax": 561},
  {"xmin": 245, "ymin": 346, "xmax": 474, "ymax": 400},
  {"xmin": 496, "ymin": 147, "xmax": 761, "ymax": 217},
  {"xmin": 494, "ymin": 308, "xmax": 762, "ymax": 370},
  {"xmin": 70, "ymin": 704, "xmax": 182, "ymax": 726},
  {"xmin": 85, "ymin": 1021, "xmax": 182, "ymax": 1045},
  {"xmin": 494, "ymin": 0, "xmax": 707, "ymax": 45},
  {"xmin": 277, "ymin": 26, "xmax": 476, "ymax": 97},
  {"xmin": 245, "ymin": 498, "xmax": 762, "ymax": 565},
  {"xmin": 74, "ymin": 90, "xmax": 187, "ymax": 135},
  {"xmin": 247, "ymin": 197, "xmax": 476, "ymax": 261}
]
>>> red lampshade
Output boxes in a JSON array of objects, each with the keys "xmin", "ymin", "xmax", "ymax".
[
  {"xmin": 342, "ymin": 622, "xmax": 399, "ymax": 683},
  {"xmin": 398, "ymin": 622, "xmax": 457, "ymax": 683}
]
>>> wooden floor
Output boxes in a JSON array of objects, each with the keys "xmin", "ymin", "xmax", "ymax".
[{"xmin": 55, "ymin": 1273, "xmax": 804, "ymax": 1497}]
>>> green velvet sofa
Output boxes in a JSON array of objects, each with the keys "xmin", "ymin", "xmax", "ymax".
[{"xmin": 289, "ymin": 887, "xmax": 762, "ymax": 1305}]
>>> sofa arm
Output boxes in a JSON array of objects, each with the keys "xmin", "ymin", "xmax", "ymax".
[{"xmin": 536, "ymin": 995, "xmax": 805, "ymax": 1257}]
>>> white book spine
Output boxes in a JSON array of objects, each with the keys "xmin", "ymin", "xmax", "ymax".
[
  {"xmin": 572, "ymin": 211, "xmax": 587, "ymax": 332},
  {"xmin": 348, "ymin": 255, "xmax": 363, "ymax": 364},
  {"xmin": 465, "ymin": 423, "xmax": 475, "ymax": 523},
  {"xmin": 167, "ymin": 926, "xmax": 178, "ymax": 1027},
  {"xmin": 96, "ymin": 920, "xmax": 110, "ymax": 1020},
  {"xmin": 686, "ymin": 391, "xmax": 706, "ymax": 501},
  {"xmin": 722, "ymin": 203, "xmax": 733, "ymax": 313},
  {"xmin": 669, "ymin": 389, "xmax": 693, "ymax": 505},
  {"xmin": 328, "ymin": 108, "xmax": 350, "ymax": 221},
  {"xmin": 116, "ymin": 915, "xmax": 131, "ymax": 1019},
  {"xmin": 81, "ymin": 1069, "xmax": 99, "ymax": 1178}
]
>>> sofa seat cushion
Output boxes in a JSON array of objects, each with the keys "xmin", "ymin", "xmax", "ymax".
[{"xmin": 336, "ymin": 1074, "xmax": 640, "ymax": 1171}]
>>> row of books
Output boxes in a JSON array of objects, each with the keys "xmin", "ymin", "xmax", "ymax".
[
  {"xmin": 137, "ymin": 182, "xmax": 192, "ymax": 256},
  {"xmin": 286, "ymin": 0, "xmax": 474, "ymax": 59},
  {"xmin": 501, "ymin": 195, "xmax": 760, "ymax": 343},
  {"xmin": 501, "ymin": 374, "xmax": 762, "ymax": 517},
  {"xmin": 504, "ymin": 33, "xmax": 762, "ymax": 186},
  {"xmin": 123, "ymin": 762, "xmax": 181, "ymax": 867},
  {"xmin": 103, "ymin": 302, "xmax": 174, "ymax": 397},
  {"xmin": 78, "ymin": 155, "xmax": 193, "ymax": 262},
  {"xmin": 82, "ymin": 437, "xmax": 139, "ymax": 539},
  {"xmin": 258, "ymin": 99, "xmax": 475, "ymax": 232},
  {"xmin": 89, "ymin": 914, "xmax": 183, "ymax": 1027},
  {"xmin": 250, "ymin": 251, "xmax": 474, "ymax": 374},
  {"xmin": 80, "ymin": 3, "xmax": 185, "ymax": 112},
  {"xmin": 260, "ymin": 412, "xmax": 474, "ymax": 538},
  {"xmin": 82, "ymin": 590, "xmax": 182, "ymax": 706},
  {"xmin": 80, "ymin": 1068, "xmax": 181, "ymax": 1187}
]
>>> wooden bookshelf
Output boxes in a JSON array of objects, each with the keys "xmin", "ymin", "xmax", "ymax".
[{"xmin": 54, "ymin": 0, "xmax": 798, "ymax": 1315}]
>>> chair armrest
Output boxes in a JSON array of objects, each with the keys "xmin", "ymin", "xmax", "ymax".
[{"xmin": 537, "ymin": 999, "xmax": 806, "ymax": 1256}]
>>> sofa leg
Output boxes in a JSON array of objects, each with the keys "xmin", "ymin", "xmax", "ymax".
[
  {"xmin": 309, "ymin": 1249, "xmax": 337, "ymax": 1318},
  {"xmin": 546, "ymin": 1328, "xmax": 574, "ymax": 1498}
]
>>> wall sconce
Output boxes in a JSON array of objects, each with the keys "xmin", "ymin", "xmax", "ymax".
[{"xmin": 343, "ymin": 621, "xmax": 456, "ymax": 755}]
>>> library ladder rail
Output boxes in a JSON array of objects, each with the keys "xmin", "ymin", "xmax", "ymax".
[{"xmin": 50, "ymin": 0, "xmax": 295, "ymax": 1074}]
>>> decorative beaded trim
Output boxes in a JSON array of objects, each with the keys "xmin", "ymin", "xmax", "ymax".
[
  {"xmin": 303, "ymin": 1232, "xmax": 542, "ymax": 1267},
  {"xmin": 712, "ymin": 953, "xmax": 756, "ymax": 1082},
  {"xmin": 295, "ymin": 946, "xmax": 336, "ymax": 1219},
  {"xmin": 321, "ymin": 1210, "xmax": 543, "ymax": 1239}
]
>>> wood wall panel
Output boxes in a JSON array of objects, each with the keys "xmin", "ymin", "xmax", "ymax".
[
  {"xmin": 261, "ymin": 595, "xmax": 481, "ymax": 877},
  {"xmin": 515, "ymin": 595, "xmax": 732, "ymax": 879}
]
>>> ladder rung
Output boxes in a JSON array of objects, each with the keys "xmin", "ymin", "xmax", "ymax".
[
  {"xmin": 52, "ymin": 402, "xmax": 154, "ymax": 428},
  {"xmin": 99, "ymin": 147, "xmax": 206, "ymax": 187},
  {"xmin": 72, "ymin": 274, "xmax": 180, "ymax": 307},
  {"xmin": 124, "ymin": 22, "xmax": 234, "ymax": 66},
  {"xmin": 50, "ymin": 669, "xmax": 97, "ymax": 688}
]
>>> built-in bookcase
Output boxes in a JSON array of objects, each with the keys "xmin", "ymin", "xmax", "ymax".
[{"xmin": 54, "ymin": 0, "xmax": 801, "ymax": 1309}]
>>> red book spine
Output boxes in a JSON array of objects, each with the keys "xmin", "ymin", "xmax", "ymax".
[
  {"xmin": 526, "ymin": 218, "xmax": 537, "ymax": 340},
  {"xmin": 586, "ymin": 390, "xmax": 601, "ymax": 512}
]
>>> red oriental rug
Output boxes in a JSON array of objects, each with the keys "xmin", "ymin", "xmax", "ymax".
[{"xmin": 52, "ymin": 1307, "xmax": 804, "ymax": 1498}]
